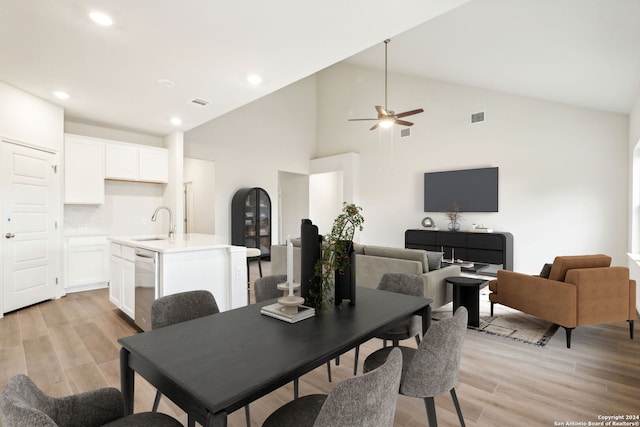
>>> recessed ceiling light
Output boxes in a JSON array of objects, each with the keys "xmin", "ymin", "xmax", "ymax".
[
  {"xmin": 89, "ymin": 11, "xmax": 113, "ymax": 26},
  {"xmin": 170, "ymin": 117, "xmax": 182, "ymax": 126},
  {"xmin": 247, "ymin": 74, "xmax": 262, "ymax": 85},
  {"xmin": 52, "ymin": 91, "xmax": 70, "ymax": 100}
]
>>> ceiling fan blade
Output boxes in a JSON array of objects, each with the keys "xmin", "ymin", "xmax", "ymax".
[
  {"xmin": 369, "ymin": 122, "xmax": 380, "ymax": 131},
  {"xmin": 395, "ymin": 108, "xmax": 424, "ymax": 118},
  {"xmin": 375, "ymin": 105, "xmax": 389, "ymax": 117},
  {"xmin": 395, "ymin": 120, "xmax": 414, "ymax": 127},
  {"xmin": 348, "ymin": 118, "xmax": 379, "ymax": 121}
]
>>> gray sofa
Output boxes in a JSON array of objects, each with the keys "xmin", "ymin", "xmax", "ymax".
[{"xmin": 271, "ymin": 241, "xmax": 460, "ymax": 308}]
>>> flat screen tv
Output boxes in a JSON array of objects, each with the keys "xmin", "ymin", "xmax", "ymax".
[{"xmin": 424, "ymin": 167, "xmax": 498, "ymax": 212}]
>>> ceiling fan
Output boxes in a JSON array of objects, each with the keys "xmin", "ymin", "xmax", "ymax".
[{"xmin": 348, "ymin": 39, "xmax": 424, "ymax": 131}]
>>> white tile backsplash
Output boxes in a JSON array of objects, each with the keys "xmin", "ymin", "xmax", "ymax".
[{"xmin": 64, "ymin": 180, "xmax": 167, "ymax": 236}]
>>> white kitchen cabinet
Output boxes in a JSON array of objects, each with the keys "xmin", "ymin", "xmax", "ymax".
[
  {"xmin": 121, "ymin": 246, "xmax": 136, "ymax": 318},
  {"xmin": 105, "ymin": 143, "xmax": 138, "ymax": 181},
  {"xmin": 105, "ymin": 142, "xmax": 168, "ymax": 183},
  {"xmin": 109, "ymin": 255, "xmax": 122, "ymax": 307},
  {"xmin": 139, "ymin": 147, "xmax": 169, "ymax": 183},
  {"xmin": 64, "ymin": 135, "xmax": 104, "ymax": 204},
  {"xmin": 109, "ymin": 242, "xmax": 135, "ymax": 319},
  {"xmin": 159, "ymin": 245, "xmax": 247, "ymax": 311},
  {"xmin": 65, "ymin": 235, "xmax": 109, "ymax": 291}
]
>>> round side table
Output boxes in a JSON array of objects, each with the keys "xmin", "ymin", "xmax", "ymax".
[{"xmin": 445, "ymin": 276, "xmax": 488, "ymax": 327}]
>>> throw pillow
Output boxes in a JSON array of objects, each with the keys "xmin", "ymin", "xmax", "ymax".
[
  {"xmin": 425, "ymin": 251, "xmax": 444, "ymax": 271},
  {"xmin": 539, "ymin": 263, "xmax": 552, "ymax": 278}
]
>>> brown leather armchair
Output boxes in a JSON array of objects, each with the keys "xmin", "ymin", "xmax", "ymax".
[{"xmin": 488, "ymin": 254, "xmax": 636, "ymax": 348}]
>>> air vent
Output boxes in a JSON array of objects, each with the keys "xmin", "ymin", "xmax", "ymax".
[
  {"xmin": 471, "ymin": 112, "xmax": 485, "ymax": 123},
  {"xmin": 190, "ymin": 98, "xmax": 211, "ymax": 107},
  {"xmin": 400, "ymin": 128, "xmax": 411, "ymax": 138}
]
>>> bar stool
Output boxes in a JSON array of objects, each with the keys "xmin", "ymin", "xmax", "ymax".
[{"xmin": 246, "ymin": 247, "xmax": 262, "ymax": 303}]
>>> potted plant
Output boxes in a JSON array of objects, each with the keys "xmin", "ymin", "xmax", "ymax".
[{"xmin": 311, "ymin": 202, "xmax": 364, "ymax": 309}]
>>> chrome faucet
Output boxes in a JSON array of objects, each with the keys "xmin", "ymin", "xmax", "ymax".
[{"xmin": 151, "ymin": 206, "xmax": 175, "ymax": 239}]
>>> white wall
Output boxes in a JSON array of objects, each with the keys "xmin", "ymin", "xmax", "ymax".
[
  {"xmin": 627, "ymin": 91, "xmax": 640, "ymax": 311},
  {"xmin": 184, "ymin": 76, "xmax": 317, "ymax": 245},
  {"xmin": 278, "ymin": 171, "xmax": 309, "ymax": 243},
  {"xmin": 163, "ymin": 132, "xmax": 184, "ymax": 237},
  {"xmin": 630, "ymin": 93, "xmax": 640, "ymax": 149},
  {"xmin": 184, "ymin": 157, "xmax": 216, "ymax": 234},
  {"xmin": 316, "ymin": 62, "xmax": 629, "ymax": 273},
  {"xmin": 0, "ymin": 81, "xmax": 64, "ymax": 151},
  {"xmin": 65, "ymin": 121, "xmax": 164, "ymax": 147},
  {"xmin": 308, "ymin": 152, "xmax": 361, "ymax": 236}
]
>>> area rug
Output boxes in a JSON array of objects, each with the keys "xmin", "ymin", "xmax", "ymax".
[{"xmin": 432, "ymin": 289, "xmax": 559, "ymax": 346}]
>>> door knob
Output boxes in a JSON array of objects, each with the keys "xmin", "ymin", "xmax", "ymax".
[{"xmin": 5, "ymin": 233, "xmax": 15, "ymax": 238}]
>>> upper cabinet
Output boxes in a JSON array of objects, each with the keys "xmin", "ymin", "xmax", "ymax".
[
  {"xmin": 105, "ymin": 143, "xmax": 138, "ymax": 181},
  {"xmin": 105, "ymin": 142, "xmax": 168, "ymax": 183},
  {"xmin": 64, "ymin": 134, "xmax": 169, "ymax": 205},
  {"xmin": 139, "ymin": 147, "xmax": 169, "ymax": 183},
  {"xmin": 64, "ymin": 134, "xmax": 105, "ymax": 204}
]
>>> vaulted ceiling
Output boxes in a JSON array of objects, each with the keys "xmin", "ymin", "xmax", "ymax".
[{"xmin": 1, "ymin": 0, "xmax": 638, "ymax": 137}]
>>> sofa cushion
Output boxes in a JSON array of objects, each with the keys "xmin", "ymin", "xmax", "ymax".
[
  {"xmin": 363, "ymin": 246, "xmax": 428, "ymax": 273},
  {"xmin": 539, "ymin": 263, "xmax": 552, "ymax": 278},
  {"xmin": 548, "ymin": 254, "xmax": 611, "ymax": 282},
  {"xmin": 425, "ymin": 251, "xmax": 443, "ymax": 271},
  {"xmin": 353, "ymin": 242, "xmax": 366, "ymax": 255}
]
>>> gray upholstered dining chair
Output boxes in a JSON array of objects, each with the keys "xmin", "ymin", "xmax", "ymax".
[
  {"xmin": 150, "ymin": 290, "xmax": 251, "ymax": 427},
  {"xmin": 253, "ymin": 274, "xmax": 286, "ymax": 303},
  {"xmin": 363, "ymin": 306, "xmax": 468, "ymax": 427},
  {"xmin": 0, "ymin": 373, "xmax": 182, "ymax": 427},
  {"xmin": 262, "ymin": 347, "xmax": 403, "ymax": 427},
  {"xmin": 352, "ymin": 272, "xmax": 424, "ymax": 375},
  {"xmin": 151, "ymin": 289, "xmax": 220, "ymax": 331},
  {"xmin": 253, "ymin": 274, "xmax": 333, "ymax": 397}
]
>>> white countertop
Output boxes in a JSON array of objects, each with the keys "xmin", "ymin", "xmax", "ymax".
[{"xmin": 109, "ymin": 233, "xmax": 245, "ymax": 253}]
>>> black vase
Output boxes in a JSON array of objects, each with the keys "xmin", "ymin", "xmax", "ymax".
[
  {"xmin": 300, "ymin": 219, "xmax": 322, "ymax": 307},
  {"xmin": 334, "ymin": 240, "xmax": 356, "ymax": 306}
]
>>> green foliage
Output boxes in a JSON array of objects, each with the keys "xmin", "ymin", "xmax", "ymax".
[{"xmin": 310, "ymin": 203, "xmax": 364, "ymax": 310}]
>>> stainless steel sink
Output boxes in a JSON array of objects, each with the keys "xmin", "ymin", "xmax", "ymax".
[{"xmin": 132, "ymin": 237, "xmax": 168, "ymax": 242}]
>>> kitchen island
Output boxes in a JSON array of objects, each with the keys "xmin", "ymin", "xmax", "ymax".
[{"xmin": 109, "ymin": 233, "xmax": 247, "ymax": 331}]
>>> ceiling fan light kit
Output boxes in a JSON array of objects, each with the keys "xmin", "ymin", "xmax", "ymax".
[{"xmin": 349, "ymin": 39, "xmax": 423, "ymax": 131}]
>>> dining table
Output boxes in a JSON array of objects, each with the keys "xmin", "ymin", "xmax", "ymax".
[{"xmin": 119, "ymin": 286, "xmax": 432, "ymax": 427}]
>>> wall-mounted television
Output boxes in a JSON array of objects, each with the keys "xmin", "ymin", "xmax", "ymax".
[{"xmin": 424, "ymin": 167, "xmax": 498, "ymax": 212}]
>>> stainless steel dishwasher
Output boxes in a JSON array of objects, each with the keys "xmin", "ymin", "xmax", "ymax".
[{"xmin": 134, "ymin": 248, "xmax": 158, "ymax": 331}]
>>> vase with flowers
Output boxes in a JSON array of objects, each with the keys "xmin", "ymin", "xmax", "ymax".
[{"xmin": 445, "ymin": 201, "xmax": 463, "ymax": 231}]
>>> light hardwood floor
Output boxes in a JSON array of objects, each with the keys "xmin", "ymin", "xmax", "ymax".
[{"xmin": 1, "ymin": 262, "xmax": 639, "ymax": 426}]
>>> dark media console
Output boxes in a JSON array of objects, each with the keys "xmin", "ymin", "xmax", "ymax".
[{"xmin": 405, "ymin": 229, "xmax": 513, "ymax": 272}]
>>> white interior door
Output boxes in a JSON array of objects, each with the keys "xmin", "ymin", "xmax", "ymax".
[{"xmin": 1, "ymin": 140, "xmax": 59, "ymax": 314}]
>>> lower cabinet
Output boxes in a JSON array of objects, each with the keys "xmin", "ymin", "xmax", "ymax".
[
  {"xmin": 65, "ymin": 236, "xmax": 109, "ymax": 291},
  {"xmin": 109, "ymin": 243, "xmax": 135, "ymax": 319},
  {"xmin": 109, "ymin": 254, "xmax": 122, "ymax": 307},
  {"xmin": 122, "ymin": 255, "xmax": 135, "ymax": 318}
]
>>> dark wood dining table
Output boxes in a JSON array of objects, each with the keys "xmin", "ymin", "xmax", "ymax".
[{"xmin": 119, "ymin": 286, "xmax": 432, "ymax": 427}]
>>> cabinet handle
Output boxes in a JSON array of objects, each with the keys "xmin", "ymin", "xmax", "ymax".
[{"xmin": 5, "ymin": 233, "xmax": 15, "ymax": 239}]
